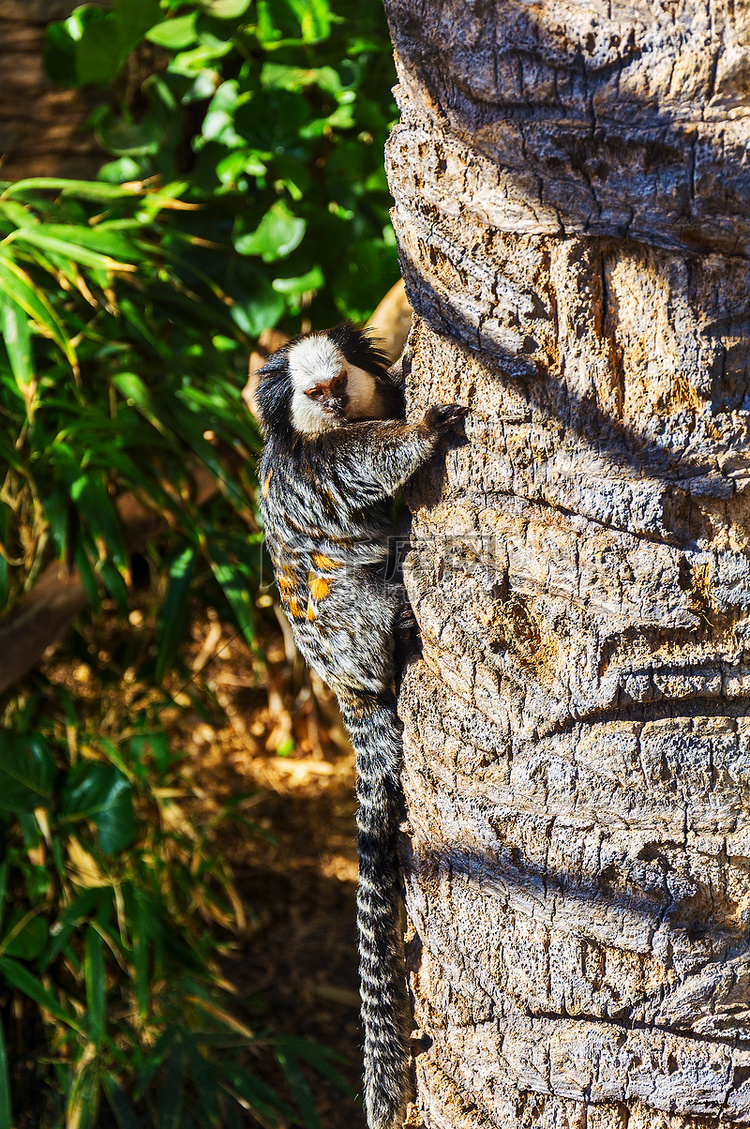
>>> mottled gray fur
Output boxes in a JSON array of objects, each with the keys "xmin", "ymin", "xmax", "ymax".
[{"xmin": 254, "ymin": 324, "xmax": 464, "ymax": 1129}]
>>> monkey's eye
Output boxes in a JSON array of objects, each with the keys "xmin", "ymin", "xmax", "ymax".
[
  {"xmin": 306, "ymin": 387, "xmax": 324, "ymax": 400},
  {"xmin": 333, "ymin": 371, "xmax": 347, "ymax": 389}
]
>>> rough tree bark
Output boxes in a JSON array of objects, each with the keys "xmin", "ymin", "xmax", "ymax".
[{"xmin": 383, "ymin": 2, "xmax": 750, "ymax": 1126}]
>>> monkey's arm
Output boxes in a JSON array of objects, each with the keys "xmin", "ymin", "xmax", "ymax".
[{"xmin": 328, "ymin": 405, "xmax": 465, "ymax": 504}]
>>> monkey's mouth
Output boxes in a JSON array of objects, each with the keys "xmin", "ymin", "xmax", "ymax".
[{"xmin": 322, "ymin": 395, "xmax": 349, "ymax": 418}]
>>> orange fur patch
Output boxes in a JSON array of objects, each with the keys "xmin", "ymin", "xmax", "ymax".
[
  {"xmin": 311, "ymin": 552, "xmax": 342, "ymax": 571},
  {"xmin": 307, "ymin": 572, "xmax": 331, "ymax": 601}
]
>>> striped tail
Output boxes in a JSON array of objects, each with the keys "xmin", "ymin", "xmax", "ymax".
[{"xmin": 338, "ymin": 686, "xmax": 411, "ymax": 1129}]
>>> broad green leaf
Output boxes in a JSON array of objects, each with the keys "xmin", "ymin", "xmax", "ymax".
[
  {"xmin": 204, "ymin": 0, "xmax": 252, "ymax": 16},
  {"xmin": 42, "ymin": 6, "xmax": 111, "ymax": 86},
  {"xmin": 228, "ymin": 272, "xmax": 285, "ymax": 336},
  {"xmin": 0, "ymin": 910, "xmax": 49, "ymax": 961},
  {"xmin": 0, "ymin": 956, "xmax": 83, "ymax": 1031},
  {"xmin": 234, "ymin": 203, "xmax": 306, "ymax": 262},
  {"xmin": 0, "ymin": 735, "xmax": 55, "ymax": 812},
  {"xmin": 85, "ymin": 925, "xmax": 105, "ymax": 1047},
  {"xmin": 75, "ymin": 13, "xmax": 124, "ymax": 86},
  {"xmin": 60, "ymin": 763, "xmax": 135, "ymax": 854},
  {"xmin": 147, "ymin": 14, "xmax": 198, "ymax": 49},
  {"xmin": 113, "ymin": 0, "xmax": 162, "ymax": 55},
  {"xmin": 271, "ymin": 264, "xmax": 324, "ymax": 297}
]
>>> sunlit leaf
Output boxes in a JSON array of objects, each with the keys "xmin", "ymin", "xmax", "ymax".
[
  {"xmin": 146, "ymin": 14, "xmax": 198, "ymax": 49},
  {"xmin": 0, "ymin": 293, "xmax": 34, "ymax": 398},
  {"xmin": 155, "ymin": 545, "xmax": 197, "ymax": 682},
  {"xmin": 234, "ymin": 202, "xmax": 306, "ymax": 262}
]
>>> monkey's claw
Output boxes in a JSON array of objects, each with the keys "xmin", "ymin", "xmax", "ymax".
[{"xmin": 425, "ymin": 403, "xmax": 467, "ymax": 430}]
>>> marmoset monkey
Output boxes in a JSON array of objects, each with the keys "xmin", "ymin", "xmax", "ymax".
[{"xmin": 255, "ymin": 323, "xmax": 464, "ymax": 1129}]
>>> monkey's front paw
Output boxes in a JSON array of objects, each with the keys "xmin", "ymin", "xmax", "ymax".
[{"xmin": 424, "ymin": 403, "xmax": 467, "ymax": 431}]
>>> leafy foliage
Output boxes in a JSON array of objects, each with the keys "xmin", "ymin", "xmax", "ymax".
[
  {"xmin": 44, "ymin": 0, "xmax": 400, "ymax": 328},
  {"xmin": 1, "ymin": 0, "xmax": 398, "ymax": 1123},
  {"xmin": 0, "ymin": 697, "xmax": 343, "ymax": 1128}
]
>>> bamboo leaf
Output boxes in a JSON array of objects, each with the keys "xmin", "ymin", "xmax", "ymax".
[
  {"xmin": 275, "ymin": 1044, "xmax": 321, "ymax": 1129},
  {"xmin": 0, "ymin": 247, "xmax": 76, "ymax": 365},
  {"xmin": 0, "ymin": 956, "xmax": 83, "ymax": 1031},
  {"xmin": 155, "ymin": 545, "xmax": 197, "ymax": 682},
  {"xmin": 0, "ymin": 292, "xmax": 34, "ymax": 396},
  {"xmin": 85, "ymin": 925, "xmax": 106, "ymax": 1047},
  {"xmin": 9, "ymin": 227, "xmax": 137, "ymax": 272}
]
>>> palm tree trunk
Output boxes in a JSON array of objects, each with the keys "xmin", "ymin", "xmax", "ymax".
[{"xmin": 384, "ymin": 1, "xmax": 750, "ymax": 1125}]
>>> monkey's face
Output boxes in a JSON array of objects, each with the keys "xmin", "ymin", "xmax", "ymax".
[{"xmin": 287, "ymin": 333, "xmax": 388, "ymax": 435}]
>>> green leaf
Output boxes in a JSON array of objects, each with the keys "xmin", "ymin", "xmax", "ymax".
[
  {"xmin": 0, "ymin": 247, "xmax": 76, "ymax": 366},
  {"xmin": 41, "ymin": 888, "xmax": 106, "ymax": 972},
  {"xmin": 155, "ymin": 545, "xmax": 197, "ymax": 682},
  {"xmin": 103, "ymin": 1074, "xmax": 139, "ymax": 1129},
  {"xmin": 42, "ymin": 6, "xmax": 111, "ymax": 86},
  {"xmin": 157, "ymin": 1042, "xmax": 185, "ymax": 1129},
  {"xmin": 229, "ymin": 271, "xmax": 285, "ymax": 336},
  {"xmin": 184, "ymin": 1035, "xmax": 220, "ymax": 1125},
  {"xmin": 206, "ymin": 541, "xmax": 254, "ymax": 647},
  {"xmin": 0, "ymin": 293, "xmax": 33, "ymax": 396},
  {"xmin": 275, "ymin": 1043, "xmax": 321, "ymax": 1129},
  {"xmin": 66, "ymin": 1050, "xmax": 101, "ymax": 1129},
  {"xmin": 1, "ymin": 911, "xmax": 49, "ymax": 961},
  {"xmin": 0, "ymin": 735, "xmax": 55, "ymax": 812},
  {"xmin": 60, "ymin": 763, "xmax": 135, "ymax": 854},
  {"xmin": 0, "ymin": 956, "xmax": 83, "ymax": 1031},
  {"xmin": 204, "ymin": 0, "xmax": 252, "ymax": 16},
  {"xmin": 234, "ymin": 203, "xmax": 306, "ymax": 262},
  {"xmin": 271, "ymin": 264, "xmax": 324, "ymax": 298},
  {"xmin": 218, "ymin": 1061, "xmax": 292, "ymax": 1124},
  {"xmin": 85, "ymin": 925, "xmax": 106, "ymax": 1047},
  {"xmin": 147, "ymin": 14, "xmax": 198, "ymax": 49},
  {"xmin": 10, "ymin": 226, "xmax": 136, "ymax": 272},
  {"xmin": 113, "ymin": 0, "xmax": 162, "ymax": 55},
  {"xmin": 75, "ymin": 12, "xmax": 124, "ymax": 86}
]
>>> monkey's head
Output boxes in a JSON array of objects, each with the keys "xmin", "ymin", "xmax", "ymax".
[{"xmin": 255, "ymin": 323, "xmax": 402, "ymax": 440}]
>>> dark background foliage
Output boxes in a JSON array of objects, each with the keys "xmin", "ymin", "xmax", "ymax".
[{"xmin": 0, "ymin": 1, "xmax": 397, "ymax": 1123}]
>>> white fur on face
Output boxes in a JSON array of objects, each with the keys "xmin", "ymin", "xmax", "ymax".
[
  {"xmin": 287, "ymin": 333, "xmax": 390, "ymax": 435},
  {"xmin": 288, "ymin": 335, "xmax": 344, "ymax": 393},
  {"xmin": 289, "ymin": 335, "xmax": 344, "ymax": 434}
]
